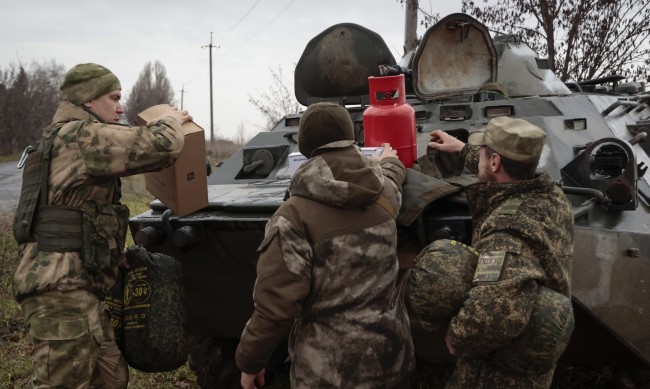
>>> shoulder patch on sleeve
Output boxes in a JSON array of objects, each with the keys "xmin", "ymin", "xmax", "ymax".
[
  {"xmin": 473, "ymin": 250, "xmax": 506, "ymax": 283},
  {"xmin": 498, "ymin": 197, "xmax": 523, "ymax": 215}
]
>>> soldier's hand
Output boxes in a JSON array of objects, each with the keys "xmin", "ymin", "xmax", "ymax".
[
  {"xmin": 146, "ymin": 105, "xmax": 193, "ymax": 127},
  {"xmin": 445, "ymin": 331, "xmax": 457, "ymax": 356},
  {"xmin": 240, "ymin": 368, "xmax": 265, "ymax": 389},
  {"xmin": 117, "ymin": 248, "xmax": 131, "ymax": 269},
  {"xmin": 428, "ymin": 130, "xmax": 465, "ymax": 153},
  {"xmin": 370, "ymin": 143, "xmax": 398, "ymax": 161},
  {"xmin": 118, "ymin": 255, "xmax": 130, "ymax": 269}
]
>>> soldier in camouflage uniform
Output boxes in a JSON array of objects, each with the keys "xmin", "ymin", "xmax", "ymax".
[
  {"xmin": 428, "ymin": 116, "xmax": 574, "ymax": 388},
  {"xmin": 13, "ymin": 63, "xmax": 192, "ymax": 388},
  {"xmin": 236, "ymin": 102, "xmax": 415, "ymax": 389}
]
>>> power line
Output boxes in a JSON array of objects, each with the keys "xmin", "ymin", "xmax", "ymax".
[
  {"xmin": 220, "ymin": 0, "xmax": 297, "ymax": 47},
  {"xmin": 216, "ymin": 0, "xmax": 263, "ymax": 42},
  {"xmin": 183, "ymin": 47, "xmax": 204, "ymax": 90},
  {"xmin": 183, "ymin": 1, "xmax": 263, "ymax": 129}
]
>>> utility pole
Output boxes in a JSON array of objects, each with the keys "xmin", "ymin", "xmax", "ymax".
[
  {"xmin": 203, "ymin": 32, "xmax": 216, "ymax": 144},
  {"xmin": 404, "ymin": 0, "xmax": 419, "ymax": 55},
  {"xmin": 180, "ymin": 84, "xmax": 187, "ymax": 110}
]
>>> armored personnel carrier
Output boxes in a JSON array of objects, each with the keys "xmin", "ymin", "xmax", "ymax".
[{"xmin": 129, "ymin": 13, "xmax": 650, "ymax": 387}]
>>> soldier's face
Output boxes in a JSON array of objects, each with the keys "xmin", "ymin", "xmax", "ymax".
[
  {"xmin": 84, "ymin": 90, "xmax": 124, "ymax": 124},
  {"xmin": 477, "ymin": 146, "xmax": 496, "ymax": 182}
]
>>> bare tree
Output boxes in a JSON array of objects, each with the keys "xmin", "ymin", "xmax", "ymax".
[
  {"xmin": 124, "ymin": 61, "xmax": 176, "ymax": 125},
  {"xmin": 396, "ymin": 0, "xmax": 442, "ymax": 33},
  {"xmin": 26, "ymin": 60, "xmax": 64, "ymax": 135},
  {"xmin": 248, "ymin": 65, "xmax": 302, "ymax": 131},
  {"xmin": 0, "ymin": 61, "xmax": 63, "ymax": 154},
  {"xmin": 234, "ymin": 123, "xmax": 249, "ymax": 146},
  {"xmin": 461, "ymin": 0, "xmax": 650, "ymax": 82}
]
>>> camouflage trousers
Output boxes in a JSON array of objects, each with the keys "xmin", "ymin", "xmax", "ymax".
[
  {"xmin": 21, "ymin": 289, "xmax": 128, "ymax": 389},
  {"xmin": 445, "ymin": 357, "xmax": 555, "ymax": 389}
]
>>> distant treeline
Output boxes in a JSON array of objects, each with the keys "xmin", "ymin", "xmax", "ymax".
[{"xmin": 0, "ymin": 61, "xmax": 64, "ymax": 155}]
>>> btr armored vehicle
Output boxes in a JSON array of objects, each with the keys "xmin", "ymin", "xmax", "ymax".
[{"xmin": 129, "ymin": 13, "xmax": 650, "ymax": 387}]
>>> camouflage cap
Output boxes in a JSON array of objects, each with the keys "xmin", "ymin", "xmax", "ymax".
[
  {"xmin": 468, "ymin": 116, "xmax": 545, "ymax": 163},
  {"xmin": 60, "ymin": 63, "xmax": 121, "ymax": 105},
  {"xmin": 298, "ymin": 102, "xmax": 355, "ymax": 158}
]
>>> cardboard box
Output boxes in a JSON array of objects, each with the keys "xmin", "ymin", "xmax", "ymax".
[
  {"xmin": 137, "ymin": 104, "xmax": 208, "ymax": 217},
  {"xmin": 288, "ymin": 147, "xmax": 384, "ymax": 177}
]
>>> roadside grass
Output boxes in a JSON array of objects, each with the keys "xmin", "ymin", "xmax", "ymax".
[{"xmin": 0, "ymin": 154, "xmax": 20, "ymax": 163}]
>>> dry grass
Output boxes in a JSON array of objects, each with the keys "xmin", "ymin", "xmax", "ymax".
[
  {"xmin": 0, "ymin": 154, "xmax": 20, "ymax": 163},
  {"xmin": 0, "ymin": 211, "xmax": 31, "ymax": 388},
  {"xmin": 206, "ymin": 137, "xmax": 242, "ymax": 165}
]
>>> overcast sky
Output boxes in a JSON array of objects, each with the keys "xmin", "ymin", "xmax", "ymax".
[{"xmin": 2, "ymin": 0, "xmax": 462, "ymax": 141}]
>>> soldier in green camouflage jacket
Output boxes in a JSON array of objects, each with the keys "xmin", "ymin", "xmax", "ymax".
[
  {"xmin": 236, "ymin": 102, "xmax": 415, "ymax": 389},
  {"xmin": 429, "ymin": 116, "xmax": 574, "ymax": 388},
  {"xmin": 12, "ymin": 63, "xmax": 192, "ymax": 389}
]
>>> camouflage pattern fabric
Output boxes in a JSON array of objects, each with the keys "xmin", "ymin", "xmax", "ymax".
[
  {"xmin": 21, "ymin": 289, "xmax": 128, "ymax": 388},
  {"xmin": 60, "ymin": 63, "xmax": 121, "ymax": 105},
  {"xmin": 79, "ymin": 201, "xmax": 130, "ymax": 273},
  {"xmin": 491, "ymin": 286, "xmax": 574, "ymax": 375},
  {"xmin": 13, "ymin": 100, "xmax": 184, "ymax": 388},
  {"xmin": 236, "ymin": 143, "xmax": 415, "ymax": 389},
  {"xmin": 459, "ymin": 143, "xmax": 480, "ymax": 175},
  {"xmin": 446, "ymin": 166, "xmax": 574, "ymax": 388},
  {"xmin": 408, "ymin": 241, "xmax": 574, "ymax": 376},
  {"xmin": 407, "ymin": 239, "xmax": 478, "ymax": 332},
  {"xmin": 13, "ymin": 101, "xmax": 184, "ymax": 300}
]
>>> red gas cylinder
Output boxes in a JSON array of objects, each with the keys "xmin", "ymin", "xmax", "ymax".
[{"xmin": 363, "ymin": 74, "xmax": 417, "ymax": 168}]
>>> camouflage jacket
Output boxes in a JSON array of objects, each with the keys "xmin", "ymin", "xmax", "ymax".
[
  {"xmin": 235, "ymin": 141, "xmax": 415, "ymax": 388},
  {"xmin": 13, "ymin": 101, "xmax": 185, "ymax": 301},
  {"xmin": 447, "ymin": 145, "xmax": 574, "ymax": 357}
]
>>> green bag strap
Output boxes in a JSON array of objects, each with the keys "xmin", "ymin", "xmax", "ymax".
[
  {"xmin": 31, "ymin": 123, "xmax": 86, "ymax": 252},
  {"xmin": 39, "ymin": 124, "xmax": 64, "ymax": 208}
]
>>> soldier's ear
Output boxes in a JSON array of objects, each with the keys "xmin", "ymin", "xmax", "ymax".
[{"xmin": 490, "ymin": 152, "xmax": 501, "ymax": 173}]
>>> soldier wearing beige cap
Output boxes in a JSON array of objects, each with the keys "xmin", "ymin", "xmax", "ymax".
[{"xmin": 428, "ymin": 116, "xmax": 574, "ymax": 388}]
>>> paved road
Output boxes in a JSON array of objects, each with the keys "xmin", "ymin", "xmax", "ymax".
[{"xmin": 0, "ymin": 160, "xmax": 22, "ymax": 212}]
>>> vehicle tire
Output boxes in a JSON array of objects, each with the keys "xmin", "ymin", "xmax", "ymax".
[{"xmin": 188, "ymin": 335, "xmax": 240, "ymax": 389}]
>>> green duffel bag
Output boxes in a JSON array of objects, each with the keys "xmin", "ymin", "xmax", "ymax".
[{"xmin": 122, "ymin": 245, "xmax": 188, "ymax": 372}]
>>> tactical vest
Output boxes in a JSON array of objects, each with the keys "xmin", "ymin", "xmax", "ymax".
[
  {"xmin": 13, "ymin": 122, "xmax": 129, "ymax": 272},
  {"xmin": 12, "ymin": 124, "xmax": 82, "ymax": 249}
]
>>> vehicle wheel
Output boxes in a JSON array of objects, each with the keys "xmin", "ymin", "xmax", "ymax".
[{"xmin": 188, "ymin": 335, "xmax": 240, "ymax": 389}]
